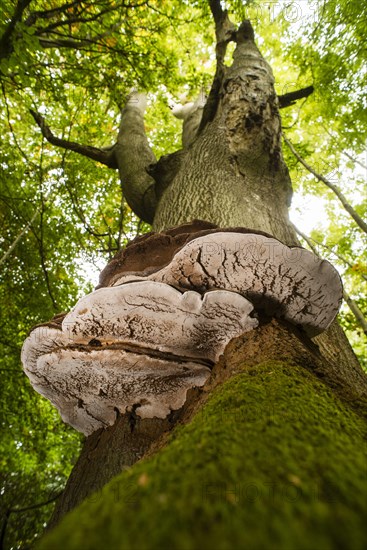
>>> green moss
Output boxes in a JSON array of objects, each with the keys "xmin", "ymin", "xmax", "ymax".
[{"xmin": 40, "ymin": 362, "xmax": 367, "ymax": 550}]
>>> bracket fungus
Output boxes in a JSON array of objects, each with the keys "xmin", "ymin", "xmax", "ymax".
[
  {"xmin": 22, "ymin": 280, "xmax": 257, "ymax": 435},
  {"xmin": 21, "ymin": 223, "xmax": 342, "ymax": 436}
]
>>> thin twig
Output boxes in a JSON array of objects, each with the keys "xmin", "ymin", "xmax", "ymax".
[
  {"xmin": 0, "ymin": 209, "xmax": 40, "ymax": 266},
  {"xmin": 343, "ymin": 293, "xmax": 367, "ymax": 336},
  {"xmin": 292, "ymin": 224, "xmax": 367, "ymax": 281},
  {"xmin": 321, "ymin": 126, "xmax": 367, "ymax": 170},
  {"xmin": 284, "ymin": 135, "xmax": 367, "ymax": 234},
  {"xmin": 0, "ymin": 491, "xmax": 62, "ymax": 549}
]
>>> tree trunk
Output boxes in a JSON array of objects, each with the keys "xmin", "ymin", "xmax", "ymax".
[
  {"xmin": 152, "ymin": 22, "xmax": 295, "ymax": 245},
  {"xmin": 35, "ymin": 16, "xmax": 367, "ymax": 548},
  {"xmin": 42, "ymin": 321, "xmax": 367, "ymax": 549}
]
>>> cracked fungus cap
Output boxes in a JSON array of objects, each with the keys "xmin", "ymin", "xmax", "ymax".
[{"xmin": 144, "ymin": 232, "xmax": 343, "ymax": 338}]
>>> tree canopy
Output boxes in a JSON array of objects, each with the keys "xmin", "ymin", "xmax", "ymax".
[{"xmin": 0, "ymin": 1, "xmax": 366, "ymax": 547}]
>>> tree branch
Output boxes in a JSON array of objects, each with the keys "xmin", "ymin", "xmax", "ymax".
[
  {"xmin": 12, "ymin": 491, "xmax": 63, "ymax": 513},
  {"xmin": 278, "ymin": 85, "xmax": 314, "ymax": 109},
  {"xmin": 198, "ymin": 0, "xmax": 236, "ymax": 133},
  {"xmin": 0, "ymin": 0, "xmax": 32, "ymax": 60},
  {"xmin": 210, "ymin": 0, "xmax": 237, "ymax": 65},
  {"xmin": 284, "ymin": 135, "xmax": 367, "ymax": 234},
  {"xmin": 35, "ymin": 6, "xmax": 118, "ymax": 35},
  {"xmin": 115, "ymin": 92, "xmax": 157, "ymax": 224},
  {"xmin": 64, "ymin": 179, "xmax": 111, "ymax": 239},
  {"xmin": 343, "ymin": 293, "xmax": 367, "ymax": 336},
  {"xmin": 29, "ymin": 110, "xmax": 118, "ymax": 168},
  {"xmin": 0, "ymin": 491, "xmax": 62, "ymax": 549},
  {"xmin": 37, "ymin": 36, "xmax": 98, "ymax": 49},
  {"xmin": 38, "ymin": 193, "xmax": 59, "ymax": 311},
  {"xmin": 341, "ymin": 149, "xmax": 367, "ymax": 170},
  {"xmin": 292, "ymin": 225, "xmax": 367, "ymax": 282},
  {"xmin": 37, "ymin": 23, "xmax": 121, "ymax": 51},
  {"xmin": 0, "ymin": 208, "xmax": 40, "ymax": 266},
  {"xmin": 25, "ymin": 1, "xmax": 84, "ymax": 25},
  {"xmin": 321, "ymin": 126, "xmax": 367, "ymax": 170}
]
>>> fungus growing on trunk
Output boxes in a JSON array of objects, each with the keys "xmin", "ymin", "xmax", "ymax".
[
  {"xmin": 113, "ymin": 231, "xmax": 342, "ymax": 337},
  {"xmin": 21, "ymin": 223, "xmax": 342, "ymax": 436}
]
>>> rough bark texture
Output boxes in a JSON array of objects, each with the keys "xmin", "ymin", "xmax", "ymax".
[
  {"xmin": 115, "ymin": 93, "xmax": 157, "ymax": 223},
  {"xmin": 42, "ymin": 321, "xmax": 367, "ymax": 549},
  {"xmin": 49, "ymin": 415, "xmax": 173, "ymax": 529},
  {"xmin": 152, "ymin": 22, "xmax": 295, "ymax": 245},
  {"xmin": 47, "ymin": 317, "xmax": 367, "ymax": 527},
  {"xmin": 108, "ymin": 21, "xmax": 361, "ymax": 387},
  {"xmin": 23, "ymin": 222, "xmax": 357, "ymax": 440},
  {"xmin": 96, "ymin": 220, "xmax": 363, "ymax": 388}
]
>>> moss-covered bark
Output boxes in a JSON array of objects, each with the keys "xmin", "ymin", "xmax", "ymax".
[{"xmin": 40, "ymin": 360, "xmax": 367, "ymax": 550}]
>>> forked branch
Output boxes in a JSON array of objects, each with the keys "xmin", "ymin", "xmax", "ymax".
[{"xmin": 29, "ymin": 109, "xmax": 118, "ymax": 168}]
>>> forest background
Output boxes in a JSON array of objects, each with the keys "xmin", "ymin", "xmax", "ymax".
[{"xmin": 0, "ymin": 0, "xmax": 366, "ymax": 547}]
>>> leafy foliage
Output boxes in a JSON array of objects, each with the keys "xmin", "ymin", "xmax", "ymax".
[{"xmin": 0, "ymin": 1, "xmax": 366, "ymax": 547}]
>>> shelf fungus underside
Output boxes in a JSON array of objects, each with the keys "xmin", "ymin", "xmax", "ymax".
[{"xmin": 21, "ymin": 231, "xmax": 342, "ymax": 435}]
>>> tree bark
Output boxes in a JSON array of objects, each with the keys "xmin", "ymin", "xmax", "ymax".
[
  {"xmin": 49, "ymin": 415, "xmax": 174, "ymax": 529},
  {"xmin": 153, "ymin": 22, "xmax": 295, "ymax": 246}
]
